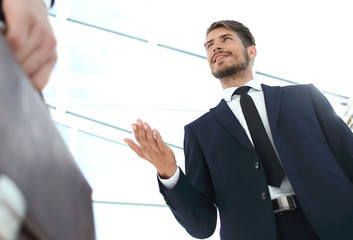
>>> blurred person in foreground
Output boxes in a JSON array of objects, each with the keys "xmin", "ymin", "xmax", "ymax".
[{"xmin": 0, "ymin": 2, "xmax": 96, "ymax": 240}]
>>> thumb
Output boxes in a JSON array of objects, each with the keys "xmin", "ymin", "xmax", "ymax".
[{"xmin": 124, "ymin": 138, "xmax": 144, "ymax": 159}]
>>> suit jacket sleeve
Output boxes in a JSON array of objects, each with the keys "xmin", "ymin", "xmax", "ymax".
[
  {"xmin": 310, "ymin": 84, "xmax": 353, "ymax": 182},
  {"xmin": 158, "ymin": 125, "xmax": 217, "ymax": 239}
]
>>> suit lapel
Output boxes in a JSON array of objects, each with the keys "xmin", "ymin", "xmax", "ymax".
[
  {"xmin": 261, "ymin": 84, "xmax": 282, "ymax": 134},
  {"xmin": 210, "ymin": 99, "xmax": 254, "ymax": 150},
  {"xmin": 210, "ymin": 85, "xmax": 282, "ymax": 150}
]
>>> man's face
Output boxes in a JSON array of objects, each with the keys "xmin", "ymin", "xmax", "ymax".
[{"xmin": 205, "ymin": 27, "xmax": 251, "ymax": 79}]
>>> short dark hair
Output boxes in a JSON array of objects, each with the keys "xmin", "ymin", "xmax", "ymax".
[{"xmin": 206, "ymin": 20, "xmax": 256, "ymax": 48}]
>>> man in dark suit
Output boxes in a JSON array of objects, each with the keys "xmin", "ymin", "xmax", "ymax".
[{"xmin": 124, "ymin": 20, "xmax": 353, "ymax": 240}]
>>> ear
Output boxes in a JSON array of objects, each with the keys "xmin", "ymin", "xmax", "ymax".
[{"xmin": 248, "ymin": 45, "xmax": 257, "ymax": 60}]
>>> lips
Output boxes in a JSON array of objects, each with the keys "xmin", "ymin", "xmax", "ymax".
[{"xmin": 212, "ymin": 52, "xmax": 230, "ymax": 63}]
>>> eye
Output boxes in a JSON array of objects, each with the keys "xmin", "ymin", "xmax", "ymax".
[
  {"xmin": 206, "ymin": 43, "xmax": 214, "ymax": 50},
  {"xmin": 224, "ymin": 36, "xmax": 232, "ymax": 41}
]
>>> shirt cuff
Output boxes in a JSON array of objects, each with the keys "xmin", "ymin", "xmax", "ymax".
[{"xmin": 158, "ymin": 167, "xmax": 180, "ymax": 190}]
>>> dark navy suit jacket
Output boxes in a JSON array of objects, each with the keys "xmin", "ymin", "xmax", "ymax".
[{"xmin": 159, "ymin": 84, "xmax": 353, "ymax": 240}]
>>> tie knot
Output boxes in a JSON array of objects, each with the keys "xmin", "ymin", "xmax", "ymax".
[{"xmin": 233, "ymin": 86, "xmax": 251, "ymax": 96}]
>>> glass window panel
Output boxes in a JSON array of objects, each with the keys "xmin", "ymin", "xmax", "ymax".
[
  {"xmin": 76, "ymin": 130, "xmax": 184, "ymax": 204},
  {"xmin": 66, "ymin": 104, "xmax": 199, "ymax": 148},
  {"xmin": 70, "ymin": 0, "xmax": 153, "ymax": 41}
]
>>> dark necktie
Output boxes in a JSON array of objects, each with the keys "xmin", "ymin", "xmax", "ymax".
[{"xmin": 234, "ymin": 86, "xmax": 285, "ymax": 187}]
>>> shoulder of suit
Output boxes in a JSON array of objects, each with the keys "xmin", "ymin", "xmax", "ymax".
[
  {"xmin": 187, "ymin": 111, "xmax": 213, "ymax": 128},
  {"xmin": 261, "ymin": 83, "xmax": 311, "ymax": 90},
  {"xmin": 282, "ymin": 83, "xmax": 311, "ymax": 89},
  {"xmin": 185, "ymin": 99, "xmax": 226, "ymax": 129},
  {"xmin": 265, "ymin": 83, "xmax": 312, "ymax": 93}
]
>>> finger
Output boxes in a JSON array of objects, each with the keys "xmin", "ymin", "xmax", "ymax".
[
  {"xmin": 20, "ymin": 28, "xmax": 56, "ymax": 77},
  {"xmin": 3, "ymin": 6, "xmax": 29, "ymax": 53},
  {"xmin": 4, "ymin": 2, "xmax": 48, "ymax": 62},
  {"xmin": 131, "ymin": 122, "xmax": 143, "ymax": 142},
  {"xmin": 28, "ymin": 52, "xmax": 57, "ymax": 92},
  {"xmin": 153, "ymin": 129, "xmax": 167, "ymax": 151},
  {"xmin": 135, "ymin": 119, "xmax": 149, "ymax": 148},
  {"xmin": 123, "ymin": 138, "xmax": 145, "ymax": 159},
  {"xmin": 11, "ymin": 22, "xmax": 38, "ymax": 62},
  {"xmin": 132, "ymin": 120, "xmax": 149, "ymax": 151},
  {"xmin": 131, "ymin": 123, "xmax": 138, "ymax": 136},
  {"xmin": 5, "ymin": 22, "xmax": 29, "ymax": 55},
  {"xmin": 143, "ymin": 123, "xmax": 159, "ymax": 150}
]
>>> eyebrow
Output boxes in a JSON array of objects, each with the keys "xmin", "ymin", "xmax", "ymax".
[{"xmin": 204, "ymin": 34, "xmax": 234, "ymax": 48}]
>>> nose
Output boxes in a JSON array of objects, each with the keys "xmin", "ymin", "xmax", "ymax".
[{"xmin": 212, "ymin": 41, "xmax": 223, "ymax": 53}]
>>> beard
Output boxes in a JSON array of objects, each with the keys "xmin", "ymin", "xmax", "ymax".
[{"xmin": 212, "ymin": 50, "xmax": 250, "ymax": 79}]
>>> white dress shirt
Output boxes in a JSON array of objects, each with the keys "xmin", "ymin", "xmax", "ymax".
[{"xmin": 160, "ymin": 79, "xmax": 295, "ymax": 200}]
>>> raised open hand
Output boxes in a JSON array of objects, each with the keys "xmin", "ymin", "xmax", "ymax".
[{"xmin": 124, "ymin": 119, "xmax": 177, "ymax": 179}]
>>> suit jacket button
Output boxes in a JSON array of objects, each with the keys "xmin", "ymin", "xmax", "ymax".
[
  {"xmin": 261, "ymin": 192, "xmax": 268, "ymax": 201},
  {"xmin": 253, "ymin": 161, "xmax": 260, "ymax": 170}
]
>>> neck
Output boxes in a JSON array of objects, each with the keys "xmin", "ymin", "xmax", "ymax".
[{"xmin": 219, "ymin": 69, "xmax": 254, "ymax": 89}]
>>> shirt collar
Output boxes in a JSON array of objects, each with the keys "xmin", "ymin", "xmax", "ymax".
[{"xmin": 223, "ymin": 79, "xmax": 262, "ymax": 102}]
